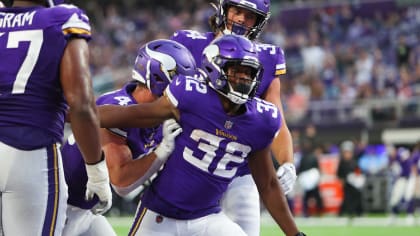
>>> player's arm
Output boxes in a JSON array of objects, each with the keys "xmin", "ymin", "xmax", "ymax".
[
  {"xmin": 102, "ymin": 118, "xmax": 181, "ymax": 196},
  {"xmin": 61, "ymin": 38, "xmax": 112, "ymax": 214},
  {"xmin": 248, "ymin": 146, "xmax": 301, "ymax": 236},
  {"xmin": 61, "ymin": 38, "xmax": 102, "ymax": 165},
  {"xmin": 263, "ymin": 77, "xmax": 296, "ymax": 194},
  {"xmin": 98, "ymin": 94, "xmax": 178, "ymax": 128},
  {"xmin": 263, "ymin": 77, "xmax": 294, "ymax": 165},
  {"xmin": 101, "ymin": 130, "xmax": 144, "ymax": 187}
]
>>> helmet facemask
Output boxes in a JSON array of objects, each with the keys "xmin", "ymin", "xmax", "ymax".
[
  {"xmin": 216, "ymin": 0, "xmax": 271, "ymax": 40},
  {"xmin": 202, "ymin": 35, "xmax": 263, "ymax": 104},
  {"xmin": 222, "ymin": 60, "xmax": 261, "ymax": 104}
]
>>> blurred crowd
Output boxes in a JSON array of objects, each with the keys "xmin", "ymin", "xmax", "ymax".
[{"xmin": 65, "ymin": 0, "xmax": 420, "ymax": 125}]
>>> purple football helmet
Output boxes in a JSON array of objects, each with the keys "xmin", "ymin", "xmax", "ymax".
[
  {"xmin": 132, "ymin": 39, "xmax": 197, "ymax": 97},
  {"xmin": 47, "ymin": 0, "xmax": 64, "ymax": 6},
  {"xmin": 201, "ymin": 34, "xmax": 262, "ymax": 104},
  {"xmin": 10, "ymin": 0, "xmax": 64, "ymax": 7},
  {"xmin": 215, "ymin": 0, "xmax": 271, "ymax": 40}
]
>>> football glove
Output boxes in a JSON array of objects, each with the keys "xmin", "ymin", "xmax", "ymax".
[
  {"xmin": 85, "ymin": 157, "xmax": 112, "ymax": 215},
  {"xmin": 154, "ymin": 118, "xmax": 182, "ymax": 161},
  {"xmin": 276, "ymin": 162, "xmax": 297, "ymax": 195}
]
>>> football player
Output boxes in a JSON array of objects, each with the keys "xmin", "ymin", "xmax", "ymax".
[
  {"xmin": 388, "ymin": 146, "xmax": 417, "ymax": 225},
  {"xmin": 170, "ymin": 0, "xmax": 296, "ymax": 234},
  {"xmin": 0, "ymin": 1, "xmax": 111, "ymax": 235},
  {"xmin": 98, "ymin": 35, "xmax": 305, "ymax": 236},
  {"xmin": 413, "ymin": 141, "xmax": 420, "ymax": 220},
  {"xmin": 61, "ymin": 39, "xmax": 196, "ymax": 236}
]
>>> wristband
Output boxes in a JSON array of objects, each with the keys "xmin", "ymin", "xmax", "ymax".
[{"xmin": 86, "ymin": 151, "xmax": 105, "ymax": 165}]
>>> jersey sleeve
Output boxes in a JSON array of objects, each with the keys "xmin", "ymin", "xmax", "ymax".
[
  {"xmin": 53, "ymin": 4, "xmax": 92, "ymax": 41},
  {"xmin": 96, "ymin": 89, "xmax": 136, "ymax": 138},
  {"xmin": 255, "ymin": 44, "xmax": 287, "ymax": 97},
  {"xmin": 274, "ymin": 47, "xmax": 286, "ymax": 76},
  {"xmin": 165, "ymin": 75, "xmax": 188, "ymax": 110},
  {"xmin": 170, "ymin": 30, "xmax": 196, "ymax": 48},
  {"xmin": 165, "ymin": 74, "xmax": 207, "ymax": 114},
  {"xmin": 252, "ymin": 98, "xmax": 282, "ymax": 150}
]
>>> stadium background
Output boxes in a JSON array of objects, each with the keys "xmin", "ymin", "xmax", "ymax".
[{"xmin": 3, "ymin": 0, "xmax": 419, "ymax": 235}]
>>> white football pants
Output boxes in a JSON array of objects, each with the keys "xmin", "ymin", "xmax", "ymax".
[
  {"xmin": 0, "ymin": 141, "xmax": 67, "ymax": 236},
  {"xmin": 221, "ymin": 174, "xmax": 260, "ymax": 236},
  {"xmin": 63, "ymin": 205, "xmax": 116, "ymax": 236},
  {"xmin": 129, "ymin": 203, "xmax": 246, "ymax": 236}
]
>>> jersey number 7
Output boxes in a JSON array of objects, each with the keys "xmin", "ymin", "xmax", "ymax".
[{"xmin": 4, "ymin": 30, "xmax": 43, "ymax": 94}]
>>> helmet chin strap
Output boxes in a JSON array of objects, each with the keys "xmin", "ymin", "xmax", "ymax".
[{"xmin": 222, "ymin": 21, "xmax": 250, "ymax": 37}]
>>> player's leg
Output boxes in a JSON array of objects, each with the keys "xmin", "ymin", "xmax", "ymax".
[
  {"xmin": 0, "ymin": 192, "xmax": 3, "ymax": 235},
  {"xmin": 221, "ymin": 174, "xmax": 260, "ymax": 236},
  {"xmin": 63, "ymin": 205, "xmax": 87, "ymax": 236},
  {"xmin": 1, "ymin": 142, "xmax": 67, "ymax": 235},
  {"xmin": 63, "ymin": 205, "xmax": 117, "ymax": 236},
  {"xmin": 84, "ymin": 214, "xmax": 116, "ymax": 236},
  {"xmin": 129, "ymin": 201, "xmax": 175, "ymax": 236},
  {"xmin": 63, "ymin": 205, "xmax": 91, "ymax": 236},
  {"xmin": 403, "ymin": 175, "xmax": 416, "ymax": 225},
  {"xmin": 390, "ymin": 177, "xmax": 407, "ymax": 210},
  {"xmin": 404, "ymin": 175, "xmax": 416, "ymax": 202},
  {"xmin": 200, "ymin": 211, "xmax": 247, "ymax": 236}
]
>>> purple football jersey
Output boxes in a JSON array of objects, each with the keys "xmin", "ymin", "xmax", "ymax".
[
  {"xmin": 171, "ymin": 30, "xmax": 286, "ymax": 176},
  {"xmin": 62, "ymin": 82, "xmax": 162, "ymax": 209},
  {"xmin": 0, "ymin": 5, "xmax": 91, "ymax": 150},
  {"xmin": 413, "ymin": 150, "xmax": 420, "ymax": 174},
  {"xmin": 141, "ymin": 74, "xmax": 281, "ymax": 219},
  {"xmin": 389, "ymin": 147, "xmax": 414, "ymax": 178}
]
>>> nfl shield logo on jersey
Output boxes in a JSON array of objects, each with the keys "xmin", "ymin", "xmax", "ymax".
[{"xmin": 224, "ymin": 120, "xmax": 233, "ymax": 129}]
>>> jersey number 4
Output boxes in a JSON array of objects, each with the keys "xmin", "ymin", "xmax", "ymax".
[{"xmin": 4, "ymin": 30, "xmax": 43, "ymax": 94}]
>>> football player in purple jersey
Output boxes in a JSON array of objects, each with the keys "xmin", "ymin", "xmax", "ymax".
[
  {"xmin": 60, "ymin": 39, "xmax": 196, "ymax": 236},
  {"xmin": 170, "ymin": 0, "xmax": 296, "ymax": 235},
  {"xmin": 98, "ymin": 35, "xmax": 305, "ymax": 236},
  {"xmin": 388, "ymin": 145, "xmax": 417, "ymax": 225},
  {"xmin": 413, "ymin": 141, "xmax": 420, "ymax": 217},
  {"xmin": 0, "ymin": 1, "xmax": 111, "ymax": 235}
]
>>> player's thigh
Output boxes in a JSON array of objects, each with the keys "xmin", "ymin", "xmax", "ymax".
[
  {"xmin": 63, "ymin": 206, "xmax": 92, "ymax": 236},
  {"xmin": 130, "ymin": 203, "xmax": 175, "ymax": 236},
  {"xmin": 1, "ymin": 143, "xmax": 67, "ymax": 236},
  {"xmin": 203, "ymin": 212, "xmax": 247, "ymax": 236},
  {"xmin": 64, "ymin": 205, "xmax": 116, "ymax": 236},
  {"xmin": 85, "ymin": 214, "xmax": 116, "ymax": 236},
  {"xmin": 415, "ymin": 176, "xmax": 420, "ymax": 198},
  {"xmin": 390, "ymin": 178, "xmax": 407, "ymax": 206},
  {"xmin": 222, "ymin": 175, "xmax": 260, "ymax": 216},
  {"xmin": 222, "ymin": 174, "xmax": 260, "ymax": 236},
  {"xmin": 404, "ymin": 175, "xmax": 416, "ymax": 201}
]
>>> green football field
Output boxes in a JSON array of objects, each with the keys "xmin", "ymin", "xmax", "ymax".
[{"xmin": 108, "ymin": 216, "xmax": 420, "ymax": 236}]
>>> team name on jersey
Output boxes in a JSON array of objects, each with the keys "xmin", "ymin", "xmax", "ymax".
[
  {"xmin": 0, "ymin": 11, "xmax": 36, "ymax": 28},
  {"xmin": 215, "ymin": 128, "xmax": 237, "ymax": 141}
]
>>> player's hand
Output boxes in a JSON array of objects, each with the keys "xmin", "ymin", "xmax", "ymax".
[
  {"xmin": 85, "ymin": 157, "xmax": 112, "ymax": 214},
  {"xmin": 276, "ymin": 163, "xmax": 297, "ymax": 195},
  {"xmin": 154, "ymin": 118, "xmax": 182, "ymax": 161}
]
